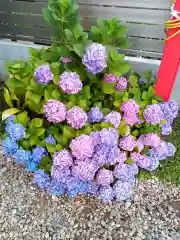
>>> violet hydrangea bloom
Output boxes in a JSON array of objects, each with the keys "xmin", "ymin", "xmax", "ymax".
[
  {"xmin": 107, "ymin": 146, "xmax": 127, "ymax": 165},
  {"xmin": 145, "ymin": 155, "xmax": 159, "ymax": 171},
  {"xmin": 59, "ymin": 71, "xmax": 82, "ymax": 94},
  {"xmin": 104, "ymin": 111, "xmax": 121, "ymax": 128},
  {"xmin": 87, "ymin": 182, "xmax": 99, "ymax": 196},
  {"xmin": 70, "ymin": 134, "xmax": 94, "ymax": 160},
  {"xmin": 2, "ymin": 137, "xmax": 18, "ymax": 155},
  {"xmin": 137, "ymin": 139, "xmax": 144, "ymax": 152},
  {"xmin": 6, "ymin": 123, "xmax": 25, "ymax": 141},
  {"xmin": 143, "ymin": 104, "xmax": 164, "ymax": 124},
  {"xmin": 116, "ymin": 77, "xmax": 128, "ymax": 91},
  {"xmin": 160, "ymin": 124, "xmax": 172, "ymax": 136},
  {"xmin": 5, "ymin": 115, "xmax": 15, "ymax": 126},
  {"xmin": 53, "ymin": 150, "xmax": 73, "ymax": 169},
  {"xmin": 92, "ymin": 144, "xmax": 110, "ymax": 165},
  {"xmin": 139, "ymin": 133, "xmax": 161, "ymax": 148},
  {"xmin": 98, "ymin": 186, "xmax": 114, "ymax": 202},
  {"xmin": 150, "ymin": 141, "xmax": 168, "ymax": 161},
  {"xmin": 114, "ymin": 163, "xmax": 139, "ymax": 182},
  {"xmin": 104, "ymin": 73, "xmax": 117, "ymax": 83},
  {"xmin": 45, "ymin": 135, "xmax": 56, "ymax": 145},
  {"xmin": 119, "ymin": 135, "xmax": 136, "ymax": 151},
  {"xmin": 66, "ymin": 107, "xmax": 88, "ymax": 129},
  {"xmin": 166, "ymin": 142, "xmax": 176, "ymax": 157},
  {"xmin": 96, "ymin": 169, "xmax": 113, "ymax": 186},
  {"xmin": 167, "ymin": 100, "xmax": 178, "ymax": 118},
  {"xmin": 90, "ymin": 131, "xmax": 101, "ymax": 147},
  {"xmin": 88, "ymin": 107, "xmax": 104, "ymax": 123},
  {"xmin": 61, "ymin": 56, "xmax": 72, "ymax": 63},
  {"xmin": 100, "ymin": 128, "xmax": 118, "ymax": 147},
  {"xmin": 72, "ymin": 159, "xmax": 98, "ymax": 182},
  {"xmin": 82, "ymin": 43, "xmax": 107, "ymax": 74},
  {"xmin": 34, "ymin": 64, "xmax": 53, "ymax": 84},
  {"xmin": 51, "ymin": 166, "xmax": 71, "ymax": 183},
  {"xmin": 34, "ymin": 170, "xmax": 51, "ymax": 189},
  {"xmin": 131, "ymin": 152, "xmax": 151, "ymax": 169},
  {"xmin": 121, "ymin": 99, "xmax": 139, "ymax": 115},
  {"xmin": 44, "ymin": 100, "xmax": 67, "ymax": 123},
  {"xmin": 113, "ymin": 180, "xmax": 133, "ymax": 201}
]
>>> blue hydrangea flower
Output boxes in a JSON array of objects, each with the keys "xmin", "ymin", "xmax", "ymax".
[
  {"xmin": 138, "ymin": 77, "xmax": 146, "ymax": 85},
  {"xmin": 34, "ymin": 64, "xmax": 54, "ymax": 85},
  {"xmin": 45, "ymin": 135, "xmax": 56, "ymax": 145},
  {"xmin": 5, "ymin": 116, "xmax": 15, "ymax": 126},
  {"xmin": 26, "ymin": 159, "xmax": 38, "ymax": 173},
  {"xmin": 2, "ymin": 137, "xmax": 18, "ymax": 155},
  {"xmin": 6, "ymin": 123, "xmax": 26, "ymax": 141},
  {"xmin": 32, "ymin": 146, "xmax": 47, "ymax": 164},
  {"xmin": 47, "ymin": 180, "xmax": 65, "ymax": 196},
  {"xmin": 92, "ymin": 144, "xmax": 110, "ymax": 165},
  {"xmin": 34, "ymin": 170, "xmax": 51, "ymax": 189},
  {"xmin": 100, "ymin": 128, "xmax": 118, "ymax": 147},
  {"xmin": 88, "ymin": 107, "xmax": 104, "ymax": 123},
  {"xmin": 65, "ymin": 176, "xmax": 84, "ymax": 198},
  {"xmin": 13, "ymin": 148, "xmax": 31, "ymax": 165},
  {"xmin": 166, "ymin": 142, "xmax": 176, "ymax": 157}
]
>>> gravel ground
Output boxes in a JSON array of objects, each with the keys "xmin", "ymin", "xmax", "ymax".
[{"xmin": 0, "ymin": 146, "xmax": 180, "ymax": 240}]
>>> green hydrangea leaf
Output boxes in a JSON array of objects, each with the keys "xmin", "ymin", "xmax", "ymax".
[
  {"xmin": 46, "ymin": 144, "xmax": 57, "ymax": 153},
  {"xmin": 4, "ymin": 88, "xmax": 13, "ymax": 108},
  {"xmin": 29, "ymin": 118, "xmax": 43, "ymax": 128},
  {"xmin": 2, "ymin": 108, "xmax": 21, "ymax": 121},
  {"xmin": 16, "ymin": 111, "xmax": 28, "ymax": 126},
  {"xmin": 102, "ymin": 82, "xmax": 116, "ymax": 94}
]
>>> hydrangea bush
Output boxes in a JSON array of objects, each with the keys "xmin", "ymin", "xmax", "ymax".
[{"xmin": 1, "ymin": 0, "xmax": 178, "ymax": 202}]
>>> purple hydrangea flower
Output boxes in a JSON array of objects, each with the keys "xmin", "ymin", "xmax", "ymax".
[
  {"xmin": 53, "ymin": 150, "xmax": 73, "ymax": 169},
  {"xmin": 114, "ymin": 163, "xmax": 139, "ymax": 182},
  {"xmin": 113, "ymin": 180, "xmax": 133, "ymax": 201},
  {"xmin": 96, "ymin": 169, "xmax": 113, "ymax": 186},
  {"xmin": 119, "ymin": 135, "xmax": 136, "ymax": 151},
  {"xmin": 121, "ymin": 100, "xmax": 139, "ymax": 115},
  {"xmin": 32, "ymin": 146, "xmax": 47, "ymax": 164},
  {"xmin": 47, "ymin": 180, "xmax": 65, "ymax": 196},
  {"xmin": 51, "ymin": 166, "xmax": 71, "ymax": 183},
  {"xmin": 145, "ymin": 156, "xmax": 159, "ymax": 171},
  {"xmin": 166, "ymin": 142, "xmax": 176, "ymax": 157},
  {"xmin": 70, "ymin": 134, "xmax": 94, "ymax": 160},
  {"xmin": 104, "ymin": 111, "xmax": 121, "ymax": 128},
  {"xmin": 61, "ymin": 56, "xmax": 72, "ymax": 63},
  {"xmin": 143, "ymin": 104, "xmax": 164, "ymax": 124},
  {"xmin": 6, "ymin": 123, "xmax": 25, "ymax": 141},
  {"xmin": 90, "ymin": 131, "xmax": 101, "ymax": 147},
  {"xmin": 116, "ymin": 77, "xmax": 128, "ymax": 91},
  {"xmin": 72, "ymin": 159, "xmax": 98, "ymax": 182},
  {"xmin": 167, "ymin": 100, "xmax": 178, "ymax": 118},
  {"xmin": 34, "ymin": 64, "xmax": 53, "ymax": 84},
  {"xmin": 104, "ymin": 73, "xmax": 117, "ymax": 83},
  {"xmin": 45, "ymin": 135, "xmax": 56, "ymax": 145},
  {"xmin": 131, "ymin": 152, "xmax": 151, "ymax": 169},
  {"xmin": 160, "ymin": 124, "xmax": 172, "ymax": 136},
  {"xmin": 59, "ymin": 71, "xmax": 82, "ymax": 94},
  {"xmin": 87, "ymin": 182, "xmax": 99, "ymax": 196},
  {"xmin": 139, "ymin": 133, "xmax": 161, "ymax": 148},
  {"xmin": 160, "ymin": 100, "xmax": 178, "ymax": 125},
  {"xmin": 34, "ymin": 170, "xmax": 51, "ymax": 189},
  {"xmin": 150, "ymin": 141, "xmax": 168, "ymax": 161},
  {"xmin": 138, "ymin": 77, "xmax": 146, "ymax": 85},
  {"xmin": 82, "ymin": 43, "xmax": 107, "ymax": 74},
  {"xmin": 88, "ymin": 107, "xmax": 104, "ymax": 123},
  {"xmin": 107, "ymin": 146, "xmax": 127, "ymax": 165},
  {"xmin": 92, "ymin": 144, "xmax": 110, "ymax": 165},
  {"xmin": 66, "ymin": 107, "xmax": 88, "ymax": 129},
  {"xmin": 100, "ymin": 128, "xmax": 118, "ymax": 147},
  {"xmin": 124, "ymin": 114, "xmax": 139, "ymax": 126},
  {"xmin": 98, "ymin": 186, "xmax": 114, "ymax": 202},
  {"xmin": 13, "ymin": 148, "xmax": 31, "ymax": 165},
  {"xmin": 65, "ymin": 177, "xmax": 89, "ymax": 198},
  {"xmin": 44, "ymin": 100, "xmax": 67, "ymax": 123},
  {"xmin": 2, "ymin": 137, "xmax": 18, "ymax": 155}
]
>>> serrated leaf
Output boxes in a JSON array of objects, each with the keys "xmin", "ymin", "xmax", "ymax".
[
  {"xmin": 16, "ymin": 111, "xmax": 28, "ymax": 126},
  {"xmin": 46, "ymin": 144, "xmax": 57, "ymax": 153},
  {"xmin": 65, "ymin": 29, "xmax": 74, "ymax": 41},
  {"xmin": 113, "ymin": 100, "xmax": 121, "ymax": 108},
  {"xmin": 73, "ymin": 44, "xmax": 85, "ymax": 57},
  {"xmin": 2, "ymin": 108, "xmax": 21, "ymax": 121},
  {"xmin": 30, "ymin": 118, "xmax": 43, "ymax": 128},
  {"xmin": 102, "ymin": 82, "xmax": 115, "ymax": 94},
  {"xmin": 73, "ymin": 24, "xmax": 84, "ymax": 40}
]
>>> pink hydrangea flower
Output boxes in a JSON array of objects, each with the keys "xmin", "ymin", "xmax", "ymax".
[
  {"xmin": 116, "ymin": 77, "xmax": 128, "ymax": 91},
  {"xmin": 121, "ymin": 99, "xmax": 139, "ymax": 115},
  {"xmin": 59, "ymin": 71, "xmax": 82, "ymax": 94},
  {"xmin": 119, "ymin": 135, "xmax": 137, "ymax": 151},
  {"xmin": 43, "ymin": 100, "xmax": 67, "ymax": 123},
  {"xmin": 104, "ymin": 73, "xmax": 117, "ymax": 83},
  {"xmin": 96, "ymin": 169, "xmax": 114, "ymax": 186},
  {"xmin": 53, "ymin": 150, "xmax": 73, "ymax": 169},
  {"xmin": 70, "ymin": 134, "xmax": 94, "ymax": 160},
  {"xmin": 131, "ymin": 152, "xmax": 151, "ymax": 169},
  {"xmin": 124, "ymin": 114, "xmax": 139, "ymax": 126},
  {"xmin": 139, "ymin": 133, "xmax": 161, "ymax": 148},
  {"xmin": 66, "ymin": 107, "xmax": 88, "ymax": 129}
]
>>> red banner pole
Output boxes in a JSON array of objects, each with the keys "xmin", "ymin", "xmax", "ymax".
[{"xmin": 155, "ymin": 0, "xmax": 180, "ymax": 101}]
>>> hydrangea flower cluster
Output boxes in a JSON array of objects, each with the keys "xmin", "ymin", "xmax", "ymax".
[
  {"xmin": 2, "ymin": 41, "xmax": 178, "ymax": 203},
  {"xmin": 34, "ymin": 64, "xmax": 54, "ymax": 85},
  {"xmin": 59, "ymin": 71, "xmax": 83, "ymax": 94}
]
